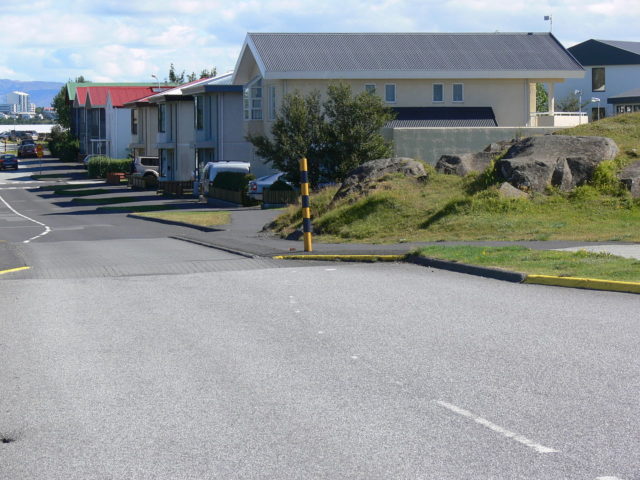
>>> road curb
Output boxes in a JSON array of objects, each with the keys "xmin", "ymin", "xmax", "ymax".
[
  {"xmin": 273, "ymin": 254, "xmax": 405, "ymax": 262},
  {"xmin": 0, "ymin": 266, "xmax": 30, "ymax": 276},
  {"xmin": 127, "ymin": 214, "xmax": 225, "ymax": 232},
  {"xmin": 169, "ymin": 235, "xmax": 257, "ymax": 258},
  {"xmin": 525, "ymin": 274, "xmax": 640, "ymax": 294},
  {"xmin": 405, "ymin": 255, "xmax": 527, "ymax": 282}
]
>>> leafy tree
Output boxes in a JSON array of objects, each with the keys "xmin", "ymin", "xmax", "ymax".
[
  {"xmin": 321, "ymin": 83, "xmax": 395, "ymax": 181},
  {"xmin": 536, "ymin": 83, "xmax": 549, "ymax": 112},
  {"xmin": 168, "ymin": 63, "xmax": 185, "ymax": 84},
  {"xmin": 200, "ymin": 67, "xmax": 217, "ymax": 79},
  {"xmin": 556, "ymin": 91, "xmax": 590, "ymax": 112},
  {"xmin": 247, "ymin": 90, "xmax": 325, "ymax": 186},
  {"xmin": 51, "ymin": 76, "xmax": 88, "ymax": 129},
  {"xmin": 247, "ymin": 83, "xmax": 395, "ymax": 185}
]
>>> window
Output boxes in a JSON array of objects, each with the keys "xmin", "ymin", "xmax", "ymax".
[
  {"xmin": 131, "ymin": 109, "xmax": 138, "ymax": 135},
  {"xmin": 453, "ymin": 83, "xmax": 464, "ymax": 102},
  {"xmin": 269, "ymin": 85, "xmax": 276, "ymax": 120},
  {"xmin": 384, "ymin": 84, "xmax": 396, "ymax": 103},
  {"xmin": 592, "ymin": 67, "xmax": 605, "ymax": 92},
  {"xmin": 158, "ymin": 104, "xmax": 166, "ymax": 132},
  {"xmin": 365, "ymin": 84, "xmax": 376, "ymax": 94},
  {"xmin": 432, "ymin": 84, "xmax": 444, "ymax": 103},
  {"xmin": 591, "ymin": 107, "xmax": 605, "ymax": 122},
  {"xmin": 195, "ymin": 96, "xmax": 204, "ymax": 130},
  {"xmin": 243, "ymin": 77, "xmax": 263, "ymax": 120}
]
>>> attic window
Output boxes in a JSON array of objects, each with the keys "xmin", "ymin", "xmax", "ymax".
[{"xmin": 244, "ymin": 77, "xmax": 263, "ymax": 120}]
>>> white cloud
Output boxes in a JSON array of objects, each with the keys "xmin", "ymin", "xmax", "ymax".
[{"xmin": 2, "ymin": 0, "xmax": 639, "ymax": 82}]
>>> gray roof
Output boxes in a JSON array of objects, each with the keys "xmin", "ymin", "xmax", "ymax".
[
  {"xmin": 247, "ymin": 32, "xmax": 583, "ymax": 75},
  {"xmin": 597, "ymin": 40, "xmax": 640, "ymax": 56},
  {"xmin": 607, "ymin": 88, "xmax": 640, "ymax": 104}
]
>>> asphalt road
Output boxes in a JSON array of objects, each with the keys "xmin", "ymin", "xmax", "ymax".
[{"xmin": 1, "ymin": 159, "xmax": 639, "ymax": 479}]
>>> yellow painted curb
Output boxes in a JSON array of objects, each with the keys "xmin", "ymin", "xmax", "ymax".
[
  {"xmin": 273, "ymin": 254, "xmax": 405, "ymax": 262},
  {"xmin": 525, "ymin": 274, "xmax": 640, "ymax": 294},
  {"xmin": 0, "ymin": 266, "xmax": 30, "ymax": 276}
]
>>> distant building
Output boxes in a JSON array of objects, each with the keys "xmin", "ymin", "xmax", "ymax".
[{"xmin": 0, "ymin": 91, "xmax": 35, "ymax": 115}]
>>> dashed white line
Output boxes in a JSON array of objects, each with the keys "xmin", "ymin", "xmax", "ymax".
[
  {"xmin": 436, "ymin": 400, "xmax": 558, "ymax": 454},
  {"xmin": 0, "ymin": 194, "xmax": 51, "ymax": 243}
]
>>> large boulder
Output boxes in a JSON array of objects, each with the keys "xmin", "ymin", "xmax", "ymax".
[
  {"xmin": 496, "ymin": 135, "xmax": 619, "ymax": 192},
  {"xmin": 436, "ymin": 140, "xmax": 516, "ymax": 176},
  {"xmin": 332, "ymin": 157, "xmax": 427, "ymax": 203},
  {"xmin": 618, "ymin": 160, "xmax": 640, "ymax": 198},
  {"xmin": 436, "ymin": 152, "xmax": 494, "ymax": 176}
]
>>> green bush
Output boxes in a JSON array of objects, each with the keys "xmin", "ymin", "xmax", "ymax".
[
  {"xmin": 48, "ymin": 125, "xmax": 79, "ymax": 162},
  {"xmin": 268, "ymin": 179, "xmax": 295, "ymax": 191},
  {"xmin": 211, "ymin": 172, "xmax": 255, "ymax": 192},
  {"xmin": 87, "ymin": 157, "xmax": 132, "ymax": 178}
]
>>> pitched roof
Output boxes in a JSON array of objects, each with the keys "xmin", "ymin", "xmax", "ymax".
[
  {"xmin": 66, "ymin": 82, "xmax": 162, "ymax": 102},
  {"xmin": 237, "ymin": 32, "xmax": 583, "ymax": 81},
  {"xmin": 74, "ymin": 86, "xmax": 163, "ymax": 108},
  {"xmin": 146, "ymin": 76, "xmax": 215, "ymax": 103},
  {"xmin": 607, "ymin": 88, "xmax": 640, "ymax": 104},
  {"xmin": 568, "ymin": 39, "xmax": 640, "ymax": 66},
  {"xmin": 181, "ymin": 72, "xmax": 243, "ymax": 94},
  {"xmin": 387, "ymin": 107, "xmax": 497, "ymax": 128}
]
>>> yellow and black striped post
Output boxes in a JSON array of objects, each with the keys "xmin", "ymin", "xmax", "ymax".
[{"xmin": 299, "ymin": 157, "xmax": 313, "ymax": 252}]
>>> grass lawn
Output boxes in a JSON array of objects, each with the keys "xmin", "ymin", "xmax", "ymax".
[
  {"xmin": 135, "ymin": 210, "xmax": 230, "ymax": 227},
  {"xmin": 414, "ymin": 245, "xmax": 640, "ymax": 283}
]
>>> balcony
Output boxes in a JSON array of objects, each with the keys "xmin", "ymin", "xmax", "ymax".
[{"xmin": 529, "ymin": 112, "xmax": 588, "ymax": 128}]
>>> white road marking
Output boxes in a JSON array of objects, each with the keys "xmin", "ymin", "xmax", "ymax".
[
  {"xmin": 351, "ymin": 355, "xmax": 358, "ymax": 360},
  {"xmin": 318, "ymin": 331, "xmax": 324, "ymax": 335},
  {"xmin": 436, "ymin": 400, "xmax": 558, "ymax": 454},
  {"xmin": 325, "ymin": 268, "xmax": 337, "ymax": 271},
  {"xmin": 0, "ymin": 194, "xmax": 51, "ymax": 243},
  {"xmin": 596, "ymin": 477, "xmax": 624, "ymax": 479}
]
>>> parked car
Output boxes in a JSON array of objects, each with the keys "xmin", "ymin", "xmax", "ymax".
[
  {"xmin": 247, "ymin": 172, "xmax": 291, "ymax": 201},
  {"xmin": 200, "ymin": 161, "xmax": 251, "ymax": 195},
  {"xmin": 132, "ymin": 156, "xmax": 160, "ymax": 179},
  {"xmin": 0, "ymin": 131, "xmax": 10, "ymax": 141},
  {"xmin": 0, "ymin": 154, "xmax": 18, "ymax": 170},
  {"xmin": 17, "ymin": 142, "xmax": 37, "ymax": 158}
]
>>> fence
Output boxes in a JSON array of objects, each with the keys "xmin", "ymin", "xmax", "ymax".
[
  {"xmin": 158, "ymin": 180, "xmax": 194, "ymax": 196},
  {"xmin": 129, "ymin": 174, "xmax": 157, "ymax": 189},
  {"xmin": 263, "ymin": 189, "xmax": 299, "ymax": 205},
  {"xmin": 208, "ymin": 187, "xmax": 244, "ymax": 204}
]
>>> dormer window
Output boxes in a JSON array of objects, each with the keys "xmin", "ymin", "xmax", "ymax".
[{"xmin": 244, "ymin": 77, "xmax": 263, "ymax": 120}]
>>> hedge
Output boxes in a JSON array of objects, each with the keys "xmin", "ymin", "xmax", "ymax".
[
  {"xmin": 87, "ymin": 156, "xmax": 132, "ymax": 179},
  {"xmin": 47, "ymin": 125, "xmax": 79, "ymax": 162},
  {"xmin": 211, "ymin": 172, "xmax": 255, "ymax": 192}
]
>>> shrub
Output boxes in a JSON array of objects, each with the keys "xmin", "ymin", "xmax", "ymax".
[
  {"xmin": 211, "ymin": 172, "xmax": 255, "ymax": 192},
  {"xmin": 269, "ymin": 179, "xmax": 296, "ymax": 191},
  {"xmin": 48, "ymin": 125, "xmax": 79, "ymax": 162},
  {"xmin": 87, "ymin": 157, "xmax": 132, "ymax": 178}
]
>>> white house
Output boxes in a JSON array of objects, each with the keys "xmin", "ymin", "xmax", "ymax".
[
  {"xmin": 232, "ymin": 32, "xmax": 585, "ymax": 136},
  {"xmin": 555, "ymin": 39, "xmax": 640, "ymax": 121}
]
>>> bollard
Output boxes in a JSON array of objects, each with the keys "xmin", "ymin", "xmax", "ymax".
[{"xmin": 299, "ymin": 157, "xmax": 313, "ymax": 252}]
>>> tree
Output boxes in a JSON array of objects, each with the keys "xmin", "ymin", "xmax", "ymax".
[
  {"xmin": 247, "ymin": 83, "xmax": 395, "ymax": 186},
  {"xmin": 321, "ymin": 83, "xmax": 395, "ymax": 181},
  {"xmin": 51, "ymin": 76, "xmax": 88, "ymax": 129},
  {"xmin": 556, "ymin": 91, "xmax": 589, "ymax": 112},
  {"xmin": 168, "ymin": 63, "xmax": 185, "ymax": 84},
  {"xmin": 247, "ymin": 90, "xmax": 325, "ymax": 186},
  {"xmin": 536, "ymin": 83, "xmax": 549, "ymax": 112}
]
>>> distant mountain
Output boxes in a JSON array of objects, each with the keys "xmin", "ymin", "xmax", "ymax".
[{"xmin": 0, "ymin": 79, "xmax": 64, "ymax": 107}]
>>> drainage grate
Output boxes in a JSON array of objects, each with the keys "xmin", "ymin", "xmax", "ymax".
[{"xmin": 2, "ymin": 437, "xmax": 15, "ymax": 444}]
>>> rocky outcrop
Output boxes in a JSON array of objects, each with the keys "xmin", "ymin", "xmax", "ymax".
[
  {"xmin": 618, "ymin": 161, "xmax": 640, "ymax": 198},
  {"xmin": 498, "ymin": 182, "xmax": 529, "ymax": 199},
  {"xmin": 436, "ymin": 139, "xmax": 516, "ymax": 176},
  {"xmin": 436, "ymin": 152, "xmax": 494, "ymax": 176},
  {"xmin": 495, "ymin": 135, "xmax": 619, "ymax": 192},
  {"xmin": 332, "ymin": 157, "xmax": 428, "ymax": 203}
]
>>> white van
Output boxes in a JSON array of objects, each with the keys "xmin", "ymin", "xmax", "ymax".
[{"xmin": 200, "ymin": 161, "xmax": 251, "ymax": 195}]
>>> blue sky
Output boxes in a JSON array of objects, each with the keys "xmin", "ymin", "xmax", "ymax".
[{"xmin": 2, "ymin": 0, "xmax": 639, "ymax": 82}]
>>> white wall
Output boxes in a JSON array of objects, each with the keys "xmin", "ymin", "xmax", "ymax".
[{"xmin": 554, "ymin": 64, "xmax": 640, "ymax": 117}]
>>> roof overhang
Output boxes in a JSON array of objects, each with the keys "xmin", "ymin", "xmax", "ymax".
[{"xmin": 262, "ymin": 69, "xmax": 584, "ymax": 80}]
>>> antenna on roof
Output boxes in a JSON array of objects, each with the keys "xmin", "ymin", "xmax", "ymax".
[{"xmin": 544, "ymin": 15, "xmax": 552, "ymax": 33}]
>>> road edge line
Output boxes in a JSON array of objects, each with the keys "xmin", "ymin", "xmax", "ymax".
[
  {"xmin": 0, "ymin": 266, "xmax": 30, "ymax": 276},
  {"xmin": 273, "ymin": 254, "xmax": 405, "ymax": 262}
]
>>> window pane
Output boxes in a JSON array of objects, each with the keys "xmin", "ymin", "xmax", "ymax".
[
  {"xmin": 385, "ymin": 84, "xmax": 396, "ymax": 102},
  {"xmin": 433, "ymin": 84, "xmax": 443, "ymax": 102},
  {"xmin": 453, "ymin": 84, "xmax": 463, "ymax": 102},
  {"xmin": 592, "ymin": 68, "xmax": 605, "ymax": 92},
  {"xmin": 365, "ymin": 84, "xmax": 376, "ymax": 94}
]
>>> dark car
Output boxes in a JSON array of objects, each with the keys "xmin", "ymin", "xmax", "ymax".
[
  {"xmin": 0, "ymin": 154, "xmax": 18, "ymax": 170},
  {"xmin": 18, "ymin": 143, "xmax": 37, "ymax": 158}
]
